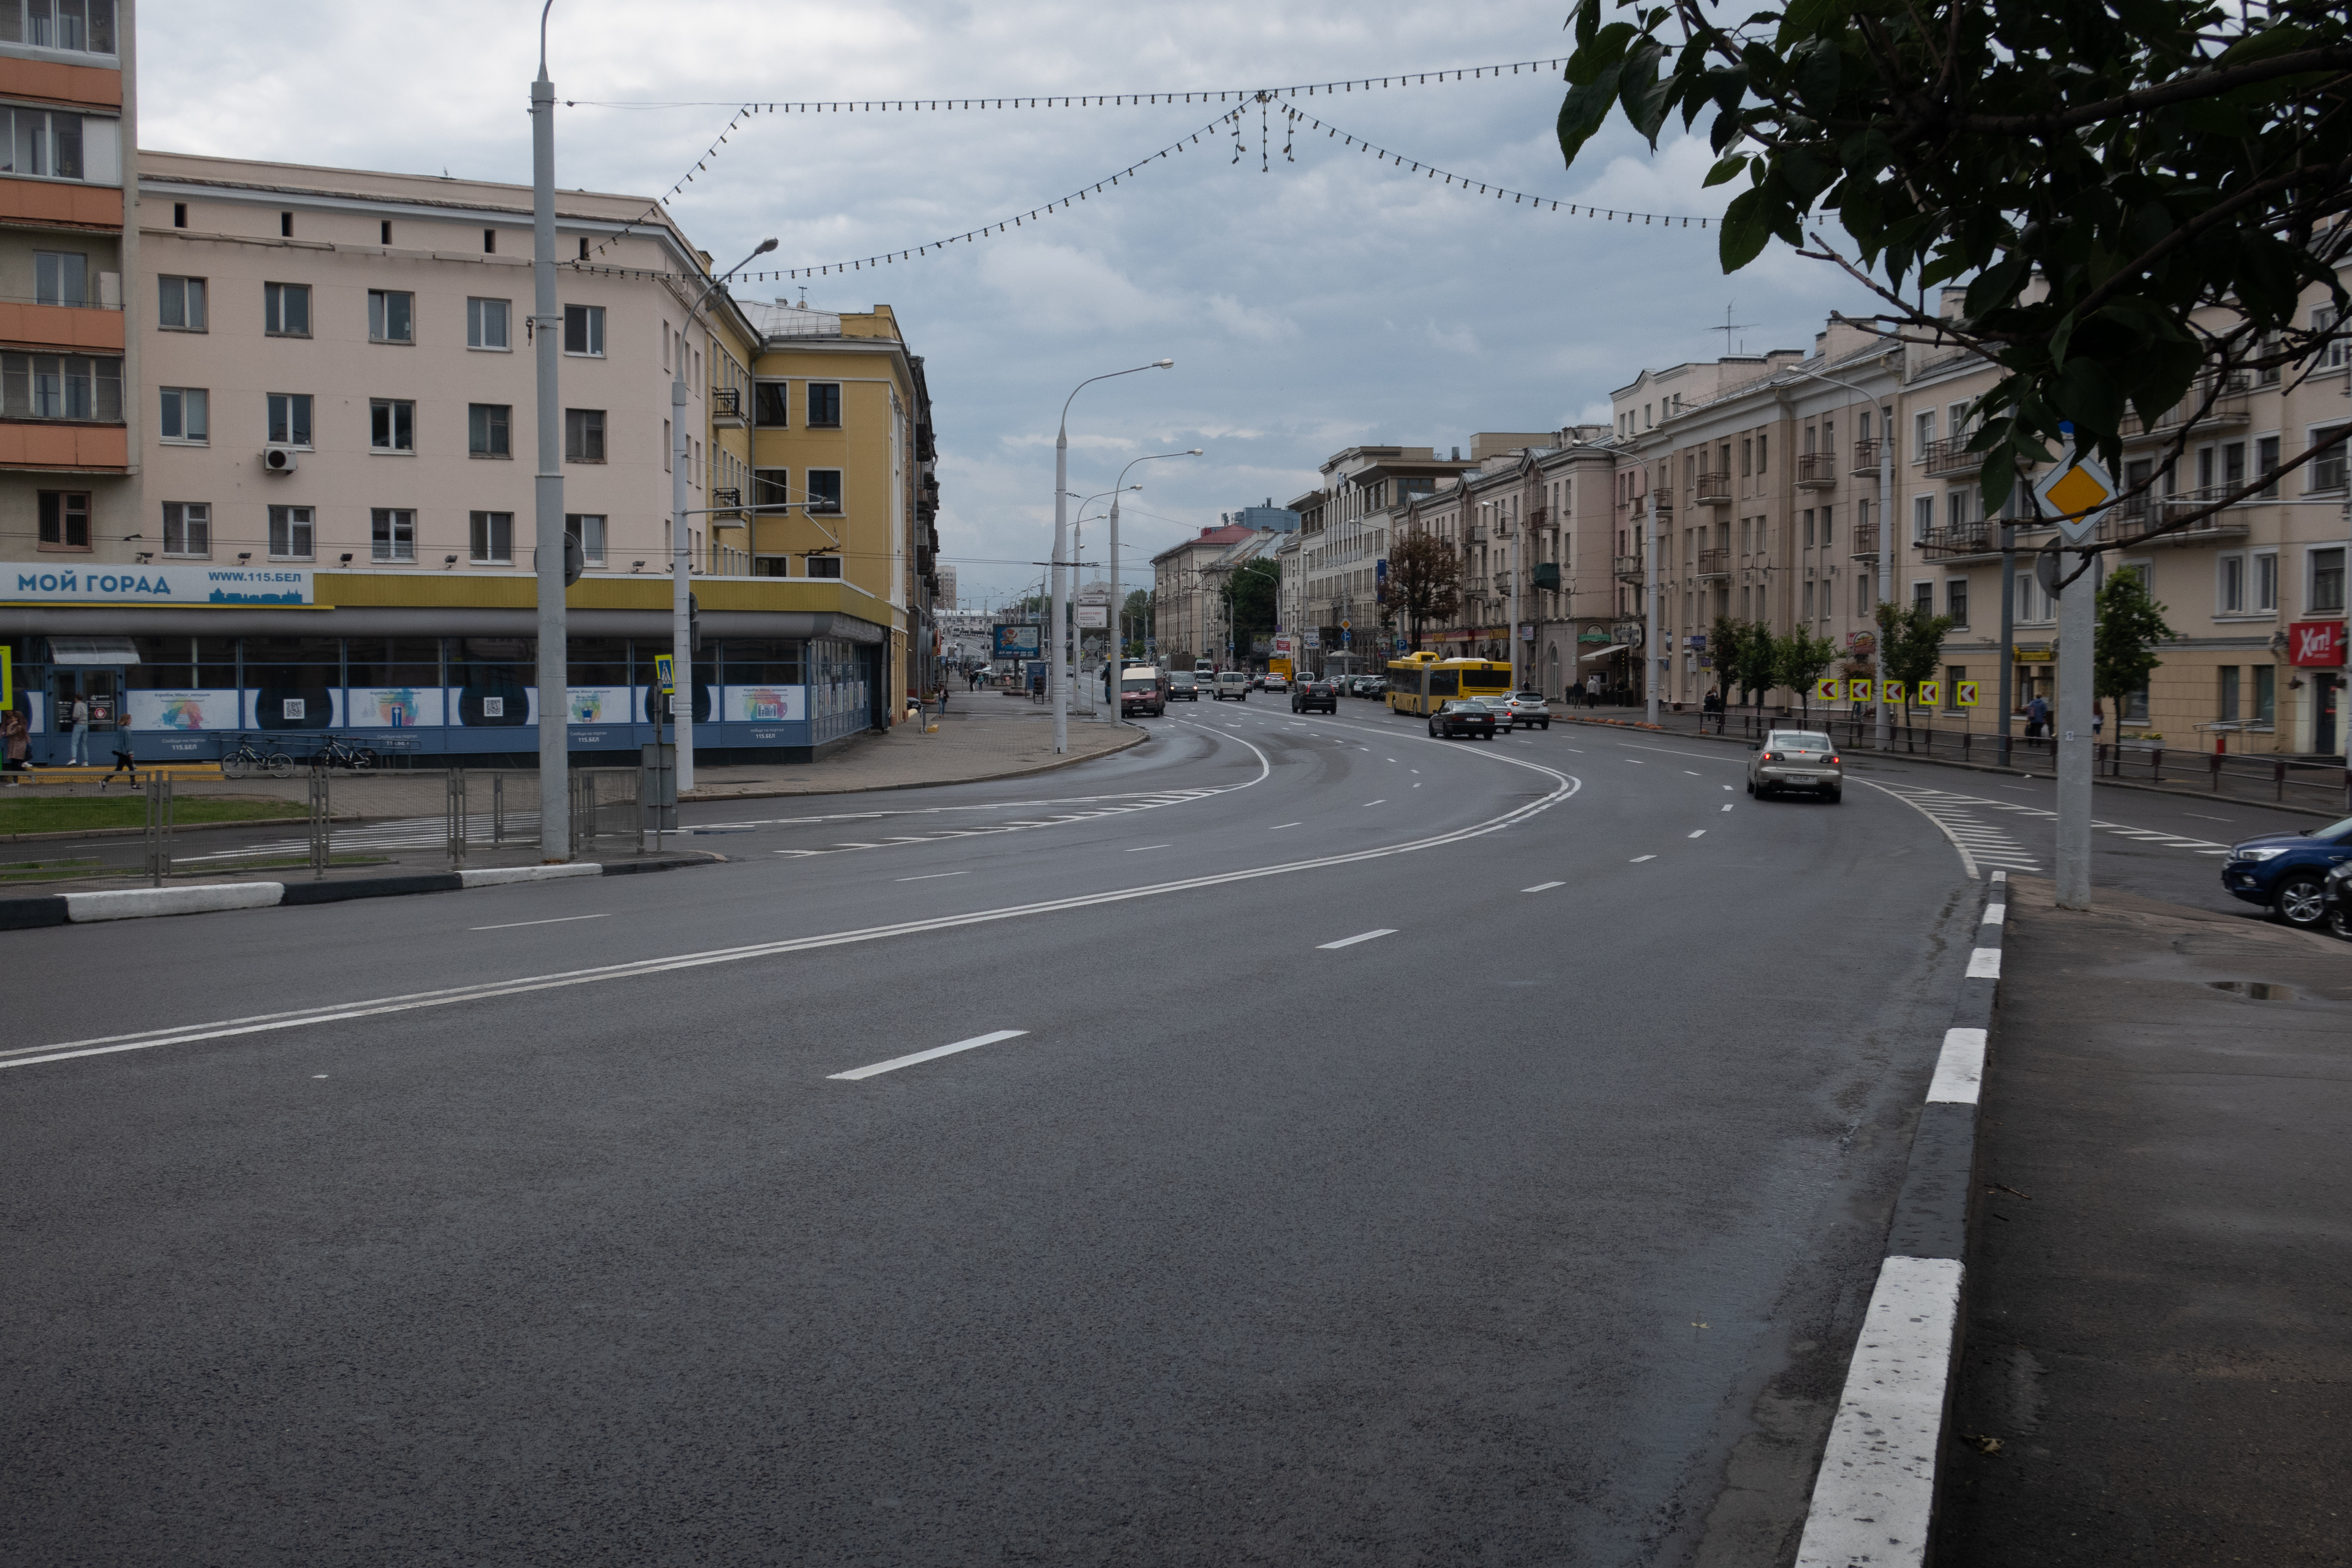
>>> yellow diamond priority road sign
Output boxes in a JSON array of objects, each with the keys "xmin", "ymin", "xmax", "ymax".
[{"xmin": 2033, "ymin": 444, "xmax": 2117, "ymax": 545}]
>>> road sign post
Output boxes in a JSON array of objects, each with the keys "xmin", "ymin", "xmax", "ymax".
[{"xmin": 2033, "ymin": 426, "xmax": 2116, "ymax": 910}]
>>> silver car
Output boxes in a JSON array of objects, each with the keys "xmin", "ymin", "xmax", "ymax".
[
  {"xmin": 1497, "ymin": 692, "xmax": 1552, "ymax": 730},
  {"xmin": 1747, "ymin": 729, "xmax": 1843, "ymax": 801}
]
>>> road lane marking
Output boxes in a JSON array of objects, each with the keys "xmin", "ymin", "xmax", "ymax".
[
  {"xmin": 1523, "ymin": 881, "xmax": 1564, "ymax": 892},
  {"xmin": 1687, "ymin": 830, "xmax": 1706, "ymax": 838},
  {"xmin": 1724, "ymin": 785, "xmax": 1733, "ymax": 790},
  {"xmin": 1270, "ymin": 821, "xmax": 1302, "ymax": 830},
  {"xmin": 1318, "ymin": 928, "xmax": 1396, "ymax": 949},
  {"xmin": 1630, "ymin": 854, "xmax": 1656, "ymax": 863},
  {"xmin": 471, "ymin": 913, "xmax": 611, "ymax": 931},
  {"xmin": 1626, "ymin": 759, "xmax": 1645, "ymax": 764},
  {"xmin": 829, "ymin": 1029, "xmax": 1029, "ymax": 1081},
  {"xmin": 1686, "ymin": 770, "xmax": 1702, "ymax": 775},
  {"xmin": 1126, "ymin": 843, "xmax": 1171, "ymax": 851},
  {"xmin": 1363, "ymin": 799, "xmax": 1386, "ymax": 806},
  {"xmin": 1928, "ymin": 1027, "xmax": 1988, "ymax": 1104},
  {"xmin": 2185, "ymin": 812, "xmax": 2233, "ymax": 822},
  {"xmin": 896, "ymin": 871, "xmax": 970, "ymax": 882},
  {"xmin": 1722, "ymin": 804, "xmax": 1733, "ymax": 812}
]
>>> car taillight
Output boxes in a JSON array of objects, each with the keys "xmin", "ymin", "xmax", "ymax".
[
  {"xmin": 1828, "ymin": 756, "xmax": 1840, "ymax": 765},
  {"xmin": 1762, "ymin": 751, "xmax": 1782, "ymax": 762}
]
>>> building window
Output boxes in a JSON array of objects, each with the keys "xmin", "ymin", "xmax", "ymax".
[
  {"xmin": 0, "ymin": 1, "xmax": 120, "ymax": 54},
  {"xmin": 562, "ymin": 303, "xmax": 604, "ymax": 356},
  {"xmin": 2309, "ymin": 424, "xmax": 2349, "ymax": 493},
  {"xmin": 160, "ymin": 501, "xmax": 208, "ymax": 557},
  {"xmin": 279, "ymin": 211, "xmax": 293, "ymax": 237},
  {"xmin": 264, "ymin": 282, "xmax": 311, "ymax": 337},
  {"xmin": 482, "ymin": 227, "xmax": 496, "ymax": 254},
  {"xmin": 2218, "ymin": 665, "xmax": 2241, "ymax": 723},
  {"xmin": 564, "ymin": 407, "xmax": 606, "ymax": 462},
  {"xmin": 565, "ymin": 512, "xmax": 606, "ymax": 566},
  {"xmin": 806, "ymin": 469, "xmax": 842, "ymax": 512},
  {"xmin": 268, "ymin": 504, "xmax": 314, "ymax": 560},
  {"xmin": 753, "ymin": 382, "xmax": 789, "ymax": 426},
  {"xmin": 806, "ymin": 553, "xmax": 843, "ymax": 578},
  {"xmin": 367, "ymin": 289, "xmax": 414, "ymax": 343},
  {"xmin": 469, "ymin": 510, "xmax": 514, "ymax": 564},
  {"xmin": 2312, "ymin": 547, "xmax": 2346, "ymax": 614},
  {"xmin": 2254, "ymin": 665, "xmax": 2276, "ymax": 724},
  {"xmin": 158, "ymin": 275, "xmax": 206, "ymax": 331},
  {"xmin": 1914, "ymin": 409, "xmax": 1936, "ymax": 453},
  {"xmin": 466, "ymin": 297, "xmax": 509, "ymax": 350},
  {"xmin": 0, "ymin": 107, "xmax": 84, "ymax": 179},
  {"xmin": 754, "ymin": 467, "xmax": 790, "ymax": 510},
  {"xmin": 380, "ymin": 219, "xmax": 392, "ymax": 245},
  {"xmin": 2256, "ymin": 550, "xmax": 2277, "ymax": 613},
  {"xmin": 1947, "ymin": 578, "xmax": 1968, "ymax": 626},
  {"xmin": 369, "ymin": 398, "xmax": 414, "ymax": 453},
  {"xmin": 37, "ymin": 489, "xmax": 89, "ymax": 549},
  {"xmin": 266, "ymin": 392, "xmax": 313, "ymax": 447},
  {"xmin": 2256, "ymin": 435, "xmax": 2280, "ymax": 499},
  {"xmin": 158, "ymin": 385, "xmax": 207, "ymax": 443},
  {"xmin": 34, "ymin": 250, "xmax": 86, "ymax": 306},
  {"xmin": 1912, "ymin": 494, "xmax": 1934, "ymax": 542},
  {"xmin": 371, "ymin": 507, "xmax": 415, "ymax": 562},
  {"xmin": 2220, "ymin": 553, "xmax": 2247, "ymax": 614},
  {"xmin": 468, "ymin": 402, "xmax": 510, "ymax": 458},
  {"xmin": 171, "ymin": 201, "xmax": 185, "ymax": 227},
  {"xmin": 807, "ymin": 382, "xmax": 842, "ymax": 427},
  {"xmin": 1912, "ymin": 580, "xmax": 1934, "ymax": 615},
  {"xmin": 2, "ymin": 352, "xmax": 121, "ymax": 420}
]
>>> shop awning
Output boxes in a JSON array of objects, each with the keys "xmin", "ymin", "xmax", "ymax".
[
  {"xmin": 1579, "ymin": 643, "xmax": 1629, "ymax": 662},
  {"xmin": 47, "ymin": 636, "xmax": 139, "ymax": 665}
]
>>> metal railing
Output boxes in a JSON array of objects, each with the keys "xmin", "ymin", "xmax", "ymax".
[
  {"xmin": 1922, "ymin": 435, "xmax": 1984, "ymax": 476},
  {"xmin": 445, "ymin": 766, "xmax": 641, "ymax": 868},
  {"xmin": 1796, "ymin": 451, "xmax": 1840, "ymax": 487},
  {"xmin": 2120, "ymin": 375, "xmax": 2251, "ymax": 438},
  {"xmin": 1919, "ymin": 520, "xmax": 1994, "ymax": 558},
  {"xmin": 1850, "ymin": 438, "xmax": 1883, "ymax": 476},
  {"xmin": 1848, "ymin": 521, "xmax": 1880, "ymax": 559},
  {"xmin": 1692, "ymin": 471, "xmax": 1732, "ymax": 504},
  {"xmin": 1613, "ymin": 554, "xmax": 1647, "ymax": 583},
  {"xmin": 1695, "ymin": 548, "xmax": 1730, "ymax": 577}
]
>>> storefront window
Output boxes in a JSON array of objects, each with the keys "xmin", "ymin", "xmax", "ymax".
[
  {"xmin": 243, "ymin": 635, "xmax": 340, "ymax": 731},
  {"xmin": 345, "ymin": 637, "xmax": 444, "ymax": 728},
  {"xmin": 564, "ymin": 638, "xmax": 631, "ymax": 726}
]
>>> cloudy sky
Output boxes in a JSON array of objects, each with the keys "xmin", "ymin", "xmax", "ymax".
[{"xmin": 142, "ymin": 1, "xmax": 1868, "ymax": 610}]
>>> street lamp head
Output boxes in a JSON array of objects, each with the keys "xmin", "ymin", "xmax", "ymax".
[
  {"xmin": 1154, "ymin": 359, "xmax": 1174, "ymax": 369},
  {"xmin": 1186, "ymin": 448, "xmax": 1204, "ymax": 456},
  {"xmin": 753, "ymin": 236, "xmax": 779, "ymax": 255}
]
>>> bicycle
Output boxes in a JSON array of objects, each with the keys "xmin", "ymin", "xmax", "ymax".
[
  {"xmin": 306, "ymin": 733, "xmax": 379, "ymax": 772},
  {"xmin": 220, "ymin": 734, "xmax": 296, "ymax": 780}
]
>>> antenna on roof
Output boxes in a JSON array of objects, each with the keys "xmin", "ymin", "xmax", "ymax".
[{"xmin": 1715, "ymin": 301, "xmax": 1757, "ymax": 357}]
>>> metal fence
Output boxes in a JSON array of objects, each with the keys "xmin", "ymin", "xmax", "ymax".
[{"xmin": 444, "ymin": 767, "xmax": 640, "ymax": 868}]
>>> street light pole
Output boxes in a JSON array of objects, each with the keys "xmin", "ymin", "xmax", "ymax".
[
  {"xmin": 669, "ymin": 236, "xmax": 777, "ymax": 793},
  {"xmin": 1109, "ymin": 447, "xmax": 1202, "ymax": 696},
  {"xmin": 1053, "ymin": 360, "xmax": 1173, "ymax": 753},
  {"xmin": 530, "ymin": 3, "xmax": 568, "ymax": 860}
]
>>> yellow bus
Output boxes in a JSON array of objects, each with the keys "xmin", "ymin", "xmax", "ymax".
[{"xmin": 1387, "ymin": 655, "xmax": 1513, "ymax": 716}]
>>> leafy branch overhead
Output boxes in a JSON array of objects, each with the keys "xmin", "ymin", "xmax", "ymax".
[{"xmin": 1558, "ymin": 0, "xmax": 2352, "ymax": 519}]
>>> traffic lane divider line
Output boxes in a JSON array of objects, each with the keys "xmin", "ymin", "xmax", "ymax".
[
  {"xmin": 1630, "ymin": 855, "xmax": 1657, "ymax": 863},
  {"xmin": 829, "ymin": 1029, "xmax": 1029, "ymax": 1081},
  {"xmin": 1688, "ymin": 830, "xmax": 1706, "ymax": 839},
  {"xmin": 472, "ymin": 913, "xmax": 612, "ymax": 931},
  {"xmin": 1522, "ymin": 882, "xmax": 1565, "ymax": 892},
  {"xmin": 1317, "ymin": 928, "xmax": 1397, "ymax": 950},
  {"xmin": 4, "ymin": 760, "xmax": 1583, "ymax": 1072}
]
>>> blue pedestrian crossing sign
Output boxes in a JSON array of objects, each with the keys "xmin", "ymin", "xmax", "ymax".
[{"xmin": 653, "ymin": 654, "xmax": 675, "ymax": 695}]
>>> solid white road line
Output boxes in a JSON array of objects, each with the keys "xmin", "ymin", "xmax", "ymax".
[
  {"xmin": 1317, "ymin": 928, "xmax": 1397, "ymax": 950},
  {"xmin": 471, "ymin": 913, "xmax": 612, "ymax": 931},
  {"xmin": 1966, "ymin": 948, "xmax": 2003, "ymax": 979},
  {"xmin": 829, "ymin": 1029, "xmax": 1029, "ymax": 1081},
  {"xmin": 1270, "ymin": 821, "xmax": 1302, "ymax": 830},
  {"xmin": 1522, "ymin": 881, "xmax": 1565, "ymax": 892},
  {"xmin": 1630, "ymin": 854, "xmax": 1657, "ymax": 863},
  {"xmin": 896, "ymin": 871, "xmax": 970, "ymax": 882},
  {"xmin": 2185, "ymin": 812, "xmax": 2233, "ymax": 822},
  {"xmin": 1363, "ymin": 799, "xmax": 1386, "ymax": 806}
]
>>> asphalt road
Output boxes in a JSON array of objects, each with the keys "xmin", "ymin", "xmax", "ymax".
[{"xmin": 1, "ymin": 696, "xmax": 2280, "ymax": 1565}]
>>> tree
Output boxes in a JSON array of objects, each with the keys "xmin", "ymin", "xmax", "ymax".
[
  {"xmin": 1387, "ymin": 532, "xmax": 1462, "ymax": 653},
  {"xmin": 1558, "ymin": 0, "xmax": 2352, "ymax": 544},
  {"xmin": 1706, "ymin": 614, "xmax": 1751, "ymax": 728},
  {"xmin": 1220, "ymin": 559, "xmax": 1280, "ymax": 662},
  {"xmin": 1121, "ymin": 588, "xmax": 1152, "ymax": 658},
  {"xmin": 1775, "ymin": 628, "xmax": 1841, "ymax": 724},
  {"xmin": 1874, "ymin": 599, "xmax": 1957, "ymax": 747},
  {"xmin": 2093, "ymin": 565, "xmax": 2178, "ymax": 741},
  {"xmin": 1734, "ymin": 619, "xmax": 1780, "ymax": 716}
]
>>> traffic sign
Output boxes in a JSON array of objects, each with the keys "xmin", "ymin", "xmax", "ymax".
[
  {"xmin": 2032, "ymin": 436, "xmax": 2116, "ymax": 546},
  {"xmin": 1882, "ymin": 680, "xmax": 1907, "ymax": 704},
  {"xmin": 653, "ymin": 653, "xmax": 674, "ymax": 695},
  {"xmin": 1814, "ymin": 677, "xmax": 1843, "ymax": 703},
  {"xmin": 1916, "ymin": 679, "xmax": 1942, "ymax": 707},
  {"xmin": 1848, "ymin": 677, "xmax": 1873, "ymax": 703},
  {"xmin": 1955, "ymin": 680, "xmax": 1980, "ymax": 707}
]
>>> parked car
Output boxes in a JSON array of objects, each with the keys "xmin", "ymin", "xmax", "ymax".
[
  {"xmin": 2324, "ymin": 859, "xmax": 2352, "ymax": 940},
  {"xmin": 1118, "ymin": 666, "xmax": 1168, "ymax": 718},
  {"xmin": 1167, "ymin": 671, "xmax": 1200, "ymax": 701},
  {"xmin": 2221, "ymin": 813, "xmax": 2352, "ymax": 931},
  {"xmin": 1746, "ymin": 729, "xmax": 1844, "ymax": 801},
  {"xmin": 1428, "ymin": 699, "xmax": 1497, "ymax": 740},
  {"xmin": 1497, "ymin": 692, "xmax": 1552, "ymax": 730},
  {"xmin": 1214, "ymin": 671, "xmax": 1252, "ymax": 701},
  {"xmin": 1291, "ymin": 679, "xmax": 1338, "ymax": 714}
]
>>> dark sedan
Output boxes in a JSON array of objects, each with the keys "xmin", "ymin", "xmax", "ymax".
[
  {"xmin": 1291, "ymin": 680, "xmax": 1338, "ymax": 714},
  {"xmin": 1427, "ymin": 699, "xmax": 1497, "ymax": 740},
  {"xmin": 2221, "ymin": 814, "xmax": 2352, "ymax": 931}
]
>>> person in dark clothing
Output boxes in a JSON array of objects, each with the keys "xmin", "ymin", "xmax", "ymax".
[{"xmin": 100, "ymin": 718, "xmax": 138, "ymax": 787}]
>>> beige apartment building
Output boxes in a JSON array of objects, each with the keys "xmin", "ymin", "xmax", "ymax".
[{"xmin": 1150, "ymin": 520, "xmax": 1263, "ymax": 669}]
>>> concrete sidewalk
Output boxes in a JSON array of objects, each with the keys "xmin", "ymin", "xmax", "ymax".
[{"xmin": 1935, "ymin": 876, "xmax": 2351, "ymax": 1565}]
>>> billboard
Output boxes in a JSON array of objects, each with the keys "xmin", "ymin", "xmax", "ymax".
[
  {"xmin": 992, "ymin": 623, "xmax": 1043, "ymax": 658},
  {"xmin": 4, "ymin": 561, "xmax": 314, "ymax": 606}
]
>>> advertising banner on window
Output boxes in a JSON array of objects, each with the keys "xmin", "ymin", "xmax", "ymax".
[
  {"xmin": 725, "ymin": 684, "xmax": 807, "ymax": 722},
  {"xmin": 244, "ymin": 688, "xmax": 343, "ymax": 728},
  {"xmin": 127, "ymin": 689, "xmax": 241, "ymax": 731},
  {"xmin": 2, "ymin": 562, "xmax": 314, "ymax": 606},
  {"xmin": 564, "ymin": 686, "xmax": 634, "ymax": 725},
  {"xmin": 346, "ymin": 686, "xmax": 446, "ymax": 728}
]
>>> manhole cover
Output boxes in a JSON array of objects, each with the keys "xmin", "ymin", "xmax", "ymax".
[{"xmin": 2205, "ymin": 980, "xmax": 2295, "ymax": 1001}]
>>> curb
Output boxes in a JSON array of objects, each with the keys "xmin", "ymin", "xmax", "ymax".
[
  {"xmin": 1795, "ymin": 870, "xmax": 2004, "ymax": 1566},
  {"xmin": 675, "ymin": 724, "xmax": 1151, "ymax": 803},
  {"xmin": 0, "ymin": 854, "xmax": 720, "ymax": 930}
]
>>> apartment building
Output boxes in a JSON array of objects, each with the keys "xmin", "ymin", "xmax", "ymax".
[{"xmin": 1150, "ymin": 520, "xmax": 1263, "ymax": 668}]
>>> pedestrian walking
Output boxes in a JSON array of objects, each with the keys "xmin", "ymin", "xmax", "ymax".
[
  {"xmin": 101, "ymin": 718, "xmax": 138, "ymax": 788},
  {"xmin": 67, "ymin": 695, "xmax": 90, "ymax": 765},
  {"xmin": 2025, "ymin": 692, "xmax": 2049, "ymax": 739}
]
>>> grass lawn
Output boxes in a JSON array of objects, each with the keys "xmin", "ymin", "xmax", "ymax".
[{"xmin": 0, "ymin": 796, "xmax": 307, "ymax": 835}]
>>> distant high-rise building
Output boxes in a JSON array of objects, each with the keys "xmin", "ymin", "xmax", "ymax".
[{"xmin": 935, "ymin": 562, "xmax": 957, "ymax": 608}]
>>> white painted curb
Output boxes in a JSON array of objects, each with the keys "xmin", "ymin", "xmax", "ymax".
[
  {"xmin": 456, "ymin": 865, "xmax": 604, "ymax": 888},
  {"xmin": 1926, "ymin": 1028, "xmax": 1988, "ymax": 1106},
  {"xmin": 62, "ymin": 883, "xmax": 287, "ymax": 922},
  {"xmin": 1795, "ymin": 1255, "xmax": 1966, "ymax": 1568}
]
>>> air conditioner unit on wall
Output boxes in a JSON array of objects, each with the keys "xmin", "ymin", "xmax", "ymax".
[{"xmin": 263, "ymin": 446, "xmax": 298, "ymax": 474}]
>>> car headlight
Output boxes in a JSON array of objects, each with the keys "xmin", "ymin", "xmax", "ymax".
[{"xmin": 2233, "ymin": 847, "xmax": 2287, "ymax": 863}]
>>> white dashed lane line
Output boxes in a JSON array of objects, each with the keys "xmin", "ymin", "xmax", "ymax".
[
  {"xmin": 1523, "ymin": 881, "xmax": 1565, "ymax": 892},
  {"xmin": 1630, "ymin": 854, "xmax": 1657, "ymax": 863}
]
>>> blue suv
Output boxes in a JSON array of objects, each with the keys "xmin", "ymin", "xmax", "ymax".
[{"xmin": 2222, "ymin": 814, "xmax": 2352, "ymax": 931}]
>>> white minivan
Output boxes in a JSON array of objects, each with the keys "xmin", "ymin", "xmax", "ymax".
[{"xmin": 1213, "ymin": 671, "xmax": 1251, "ymax": 701}]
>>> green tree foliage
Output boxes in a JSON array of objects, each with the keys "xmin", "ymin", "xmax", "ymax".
[
  {"xmin": 1387, "ymin": 532, "xmax": 1463, "ymax": 653},
  {"xmin": 1733, "ymin": 618, "xmax": 1780, "ymax": 709},
  {"xmin": 1874, "ymin": 598, "xmax": 1957, "ymax": 744},
  {"xmin": 2094, "ymin": 565, "xmax": 2178, "ymax": 736},
  {"xmin": 1121, "ymin": 588, "xmax": 1152, "ymax": 657},
  {"xmin": 1775, "ymin": 628, "xmax": 1841, "ymax": 721},
  {"xmin": 1558, "ymin": 0, "xmax": 2352, "ymax": 529},
  {"xmin": 1221, "ymin": 559, "xmax": 1281, "ymax": 658}
]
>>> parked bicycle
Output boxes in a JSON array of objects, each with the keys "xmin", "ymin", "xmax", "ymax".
[
  {"xmin": 306, "ymin": 734, "xmax": 380, "ymax": 772},
  {"xmin": 220, "ymin": 733, "xmax": 296, "ymax": 779}
]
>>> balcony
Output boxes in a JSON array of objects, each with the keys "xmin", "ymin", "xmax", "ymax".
[
  {"xmin": 710, "ymin": 487, "xmax": 744, "ymax": 517},
  {"xmin": 1848, "ymin": 521, "xmax": 1880, "ymax": 560},
  {"xmin": 1919, "ymin": 519, "xmax": 1996, "ymax": 560},
  {"xmin": 1850, "ymin": 439, "xmax": 1883, "ymax": 477},
  {"xmin": 0, "ymin": 298, "xmax": 124, "ymax": 353},
  {"xmin": 0, "ymin": 420, "xmax": 128, "ymax": 472},
  {"xmin": 2150, "ymin": 487, "xmax": 2256, "ymax": 542},
  {"xmin": 1613, "ymin": 554, "xmax": 1648, "ymax": 584},
  {"xmin": 1796, "ymin": 451, "xmax": 1840, "ymax": 489},
  {"xmin": 1692, "ymin": 470, "xmax": 1732, "ymax": 505},
  {"xmin": 710, "ymin": 386, "xmax": 745, "ymax": 428},
  {"xmin": 1922, "ymin": 435, "xmax": 1984, "ymax": 477},
  {"xmin": 1694, "ymin": 548, "xmax": 1729, "ymax": 578},
  {"xmin": 2120, "ymin": 375, "xmax": 2251, "ymax": 439}
]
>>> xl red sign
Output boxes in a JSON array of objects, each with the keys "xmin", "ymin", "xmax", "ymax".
[{"xmin": 2288, "ymin": 620, "xmax": 2345, "ymax": 667}]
